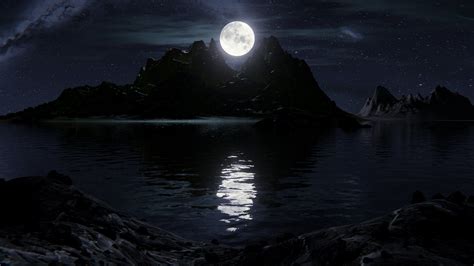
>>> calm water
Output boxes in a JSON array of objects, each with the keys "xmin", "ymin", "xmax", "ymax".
[{"xmin": 1, "ymin": 119, "xmax": 474, "ymax": 245}]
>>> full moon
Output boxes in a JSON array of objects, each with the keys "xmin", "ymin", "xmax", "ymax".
[{"xmin": 220, "ymin": 21, "xmax": 255, "ymax": 57}]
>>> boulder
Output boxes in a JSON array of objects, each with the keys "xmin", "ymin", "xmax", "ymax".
[
  {"xmin": 1, "ymin": 174, "xmax": 473, "ymax": 265},
  {"xmin": 0, "ymin": 174, "xmax": 233, "ymax": 265},
  {"xmin": 227, "ymin": 199, "xmax": 474, "ymax": 265}
]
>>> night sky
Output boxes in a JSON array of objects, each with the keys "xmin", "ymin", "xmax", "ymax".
[{"xmin": 1, "ymin": 0, "xmax": 473, "ymax": 114}]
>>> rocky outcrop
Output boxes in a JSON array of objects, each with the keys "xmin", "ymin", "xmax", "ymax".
[
  {"xmin": 359, "ymin": 86, "xmax": 399, "ymax": 117},
  {"xmin": 1, "ymin": 37, "xmax": 361, "ymax": 128},
  {"xmin": 428, "ymin": 86, "xmax": 474, "ymax": 118},
  {"xmin": 1, "ymin": 173, "xmax": 473, "ymax": 265},
  {"xmin": 0, "ymin": 172, "xmax": 234, "ymax": 265},
  {"xmin": 359, "ymin": 86, "xmax": 474, "ymax": 120},
  {"xmin": 135, "ymin": 39, "xmax": 235, "ymax": 89},
  {"xmin": 227, "ymin": 193, "xmax": 474, "ymax": 265},
  {"xmin": 241, "ymin": 36, "xmax": 335, "ymax": 115}
]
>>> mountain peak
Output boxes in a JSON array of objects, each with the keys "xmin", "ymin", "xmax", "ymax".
[
  {"xmin": 257, "ymin": 35, "xmax": 285, "ymax": 56},
  {"xmin": 189, "ymin": 40, "xmax": 207, "ymax": 53},
  {"xmin": 359, "ymin": 86, "xmax": 398, "ymax": 117},
  {"xmin": 134, "ymin": 39, "xmax": 234, "ymax": 88},
  {"xmin": 3, "ymin": 38, "xmax": 357, "ymax": 127},
  {"xmin": 373, "ymin": 86, "xmax": 398, "ymax": 104},
  {"xmin": 431, "ymin": 86, "xmax": 453, "ymax": 97},
  {"xmin": 359, "ymin": 85, "xmax": 474, "ymax": 119},
  {"xmin": 239, "ymin": 35, "xmax": 334, "ymax": 114},
  {"xmin": 209, "ymin": 38, "xmax": 218, "ymax": 50},
  {"xmin": 208, "ymin": 38, "xmax": 223, "ymax": 59},
  {"xmin": 429, "ymin": 85, "xmax": 473, "ymax": 110}
]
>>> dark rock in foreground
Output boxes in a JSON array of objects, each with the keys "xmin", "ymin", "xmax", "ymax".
[
  {"xmin": 1, "ymin": 173, "xmax": 473, "ymax": 265},
  {"xmin": 360, "ymin": 85, "xmax": 474, "ymax": 120},
  {"xmin": 0, "ymin": 172, "xmax": 234, "ymax": 265},
  {"xmin": 227, "ymin": 197, "xmax": 474, "ymax": 265}
]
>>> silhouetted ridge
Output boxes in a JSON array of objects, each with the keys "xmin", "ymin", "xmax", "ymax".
[
  {"xmin": 359, "ymin": 86, "xmax": 398, "ymax": 117},
  {"xmin": 359, "ymin": 85, "xmax": 474, "ymax": 119},
  {"xmin": 242, "ymin": 36, "xmax": 335, "ymax": 115},
  {"xmin": 255, "ymin": 35, "xmax": 285, "ymax": 56},
  {"xmin": 2, "ymin": 36, "xmax": 362, "ymax": 128},
  {"xmin": 135, "ymin": 40, "xmax": 234, "ymax": 89},
  {"xmin": 208, "ymin": 38, "xmax": 221, "ymax": 58},
  {"xmin": 373, "ymin": 86, "xmax": 397, "ymax": 104}
]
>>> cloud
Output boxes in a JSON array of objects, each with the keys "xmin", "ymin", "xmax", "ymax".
[
  {"xmin": 0, "ymin": 46, "xmax": 26, "ymax": 63},
  {"xmin": 102, "ymin": 16, "xmax": 220, "ymax": 46},
  {"xmin": 0, "ymin": 0, "xmax": 91, "ymax": 61},
  {"xmin": 339, "ymin": 27, "xmax": 363, "ymax": 41}
]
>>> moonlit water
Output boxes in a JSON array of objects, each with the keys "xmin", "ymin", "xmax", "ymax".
[
  {"xmin": 217, "ymin": 154, "xmax": 256, "ymax": 232},
  {"xmin": 1, "ymin": 119, "xmax": 474, "ymax": 245}
]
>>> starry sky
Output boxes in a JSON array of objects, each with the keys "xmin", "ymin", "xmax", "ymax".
[{"xmin": 0, "ymin": 0, "xmax": 473, "ymax": 114}]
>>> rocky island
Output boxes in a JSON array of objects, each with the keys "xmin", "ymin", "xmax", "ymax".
[
  {"xmin": 1, "ymin": 173, "xmax": 473, "ymax": 265},
  {"xmin": 0, "ymin": 37, "xmax": 362, "ymax": 129},
  {"xmin": 360, "ymin": 86, "xmax": 474, "ymax": 120}
]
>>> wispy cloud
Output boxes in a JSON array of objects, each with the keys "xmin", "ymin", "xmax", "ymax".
[
  {"xmin": 0, "ymin": 0, "xmax": 91, "ymax": 61},
  {"xmin": 102, "ymin": 16, "xmax": 221, "ymax": 46},
  {"xmin": 339, "ymin": 27, "xmax": 363, "ymax": 41}
]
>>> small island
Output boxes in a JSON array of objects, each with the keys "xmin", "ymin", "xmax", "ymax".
[{"xmin": 1, "ymin": 37, "xmax": 362, "ymax": 129}]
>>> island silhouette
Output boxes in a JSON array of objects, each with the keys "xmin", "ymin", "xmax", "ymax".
[
  {"xmin": 3, "ymin": 36, "xmax": 473, "ymax": 129},
  {"xmin": 1, "ymin": 37, "xmax": 361, "ymax": 129}
]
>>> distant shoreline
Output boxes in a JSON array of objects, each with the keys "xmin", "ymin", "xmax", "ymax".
[{"xmin": 43, "ymin": 116, "xmax": 262, "ymax": 124}]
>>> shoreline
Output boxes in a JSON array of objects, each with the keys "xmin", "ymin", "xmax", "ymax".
[{"xmin": 1, "ymin": 172, "xmax": 473, "ymax": 265}]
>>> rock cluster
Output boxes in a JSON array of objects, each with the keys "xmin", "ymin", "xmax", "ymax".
[
  {"xmin": 227, "ymin": 191, "xmax": 474, "ymax": 265},
  {"xmin": 0, "ymin": 172, "xmax": 234, "ymax": 265},
  {"xmin": 1, "ymin": 173, "xmax": 473, "ymax": 265},
  {"xmin": 359, "ymin": 86, "xmax": 474, "ymax": 120}
]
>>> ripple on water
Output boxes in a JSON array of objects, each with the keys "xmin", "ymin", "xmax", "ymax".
[{"xmin": 216, "ymin": 154, "xmax": 257, "ymax": 232}]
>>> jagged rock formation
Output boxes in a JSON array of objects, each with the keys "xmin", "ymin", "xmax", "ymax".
[
  {"xmin": 135, "ymin": 39, "xmax": 234, "ymax": 88},
  {"xmin": 0, "ymin": 172, "xmax": 234, "ymax": 265},
  {"xmin": 241, "ymin": 36, "xmax": 335, "ymax": 115},
  {"xmin": 227, "ymin": 194, "xmax": 474, "ymax": 265},
  {"xmin": 1, "ymin": 37, "xmax": 360, "ymax": 127},
  {"xmin": 360, "ymin": 86, "xmax": 474, "ymax": 119},
  {"xmin": 359, "ymin": 86, "xmax": 399, "ymax": 117},
  {"xmin": 1, "ymin": 173, "xmax": 473, "ymax": 265}
]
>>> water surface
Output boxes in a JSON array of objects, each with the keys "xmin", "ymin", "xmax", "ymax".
[{"xmin": 1, "ymin": 119, "xmax": 473, "ymax": 245}]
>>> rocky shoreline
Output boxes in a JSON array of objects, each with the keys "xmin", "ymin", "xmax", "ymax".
[
  {"xmin": 0, "ymin": 172, "xmax": 235, "ymax": 265},
  {"xmin": 1, "ymin": 172, "xmax": 473, "ymax": 265}
]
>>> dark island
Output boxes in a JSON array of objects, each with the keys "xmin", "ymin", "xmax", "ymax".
[
  {"xmin": 1, "ymin": 37, "xmax": 362, "ymax": 129},
  {"xmin": 5, "ymin": 37, "xmax": 472, "ymax": 126},
  {"xmin": 359, "ymin": 86, "xmax": 474, "ymax": 120}
]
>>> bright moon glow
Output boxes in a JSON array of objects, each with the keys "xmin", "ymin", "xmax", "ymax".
[{"xmin": 220, "ymin": 21, "xmax": 255, "ymax": 57}]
